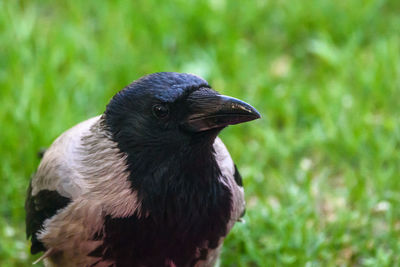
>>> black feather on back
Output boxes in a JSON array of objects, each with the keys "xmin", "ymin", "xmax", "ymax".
[
  {"xmin": 233, "ymin": 164, "xmax": 243, "ymax": 187},
  {"xmin": 25, "ymin": 181, "xmax": 71, "ymax": 254}
]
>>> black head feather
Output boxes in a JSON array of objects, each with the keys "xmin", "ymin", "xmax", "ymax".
[{"xmin": 104, "ymin": 72, "xmax": 214, "ymax": 150}]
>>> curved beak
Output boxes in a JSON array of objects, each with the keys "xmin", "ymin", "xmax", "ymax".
[{"xmin": 182, "ymin": 89, "xmax": 261, "ymax": 132}]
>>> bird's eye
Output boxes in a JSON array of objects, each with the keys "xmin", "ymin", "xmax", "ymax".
[{"xmin": 152, "ymin": 104, "xmax": 169, "ymax": 119}]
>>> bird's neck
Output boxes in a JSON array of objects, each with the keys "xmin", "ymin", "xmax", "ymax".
[
  {"xmin": 126, "ymin": 140, "xmax": 219, "ymax": 188},
  {"xmin": 123, "ymin": 139, "xmax": 228, "ymax": 217}
]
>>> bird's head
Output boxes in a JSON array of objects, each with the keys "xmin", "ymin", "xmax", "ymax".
[{"xmin": 104, "ymin": 72, "xmax": 260, "ymax": 153}]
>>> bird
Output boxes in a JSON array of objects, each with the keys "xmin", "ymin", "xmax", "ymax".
[{"xmin": 25, "ymin": 72, "xmax": 260, "ymax": 267}]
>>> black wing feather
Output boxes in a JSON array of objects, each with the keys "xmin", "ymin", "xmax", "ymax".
[
  {"xmin": 25, "ymin": 180, "xmax": 71, "ymax": 254},
  {"xmin": 233, "ymin": 164, "xmax": 246, "ymax": 219},
  {"xmin": 233, "ymin": 164, "xmax": 243, "ymax": 187}
]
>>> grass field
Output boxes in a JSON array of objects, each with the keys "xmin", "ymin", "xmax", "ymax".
[{"xmin": 1, "ymin": 0, "xmax": 400, "ymax": 266}]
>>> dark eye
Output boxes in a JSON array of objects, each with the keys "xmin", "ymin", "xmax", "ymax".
[{"xmin": 152, "ymin": 104, "xmax": 169, "ymax": 119}]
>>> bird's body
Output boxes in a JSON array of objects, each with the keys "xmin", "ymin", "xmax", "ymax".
[{"xmin": 26, "ymin": 72, "xmax": 259, "ymax": 266}]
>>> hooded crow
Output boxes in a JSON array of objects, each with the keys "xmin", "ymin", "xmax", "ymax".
[{"xmin": 25, "ymin": 72, "xmax": 260, "ymax": 267}]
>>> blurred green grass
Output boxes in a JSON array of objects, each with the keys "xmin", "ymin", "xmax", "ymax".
[{"xmin": 1, "ymin": 0, "xmax": 400, "ymax": 266}]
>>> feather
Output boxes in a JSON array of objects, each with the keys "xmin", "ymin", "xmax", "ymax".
[{"xmin": 32, "ymin": 248, "xmax": 54, "ymax": 264}]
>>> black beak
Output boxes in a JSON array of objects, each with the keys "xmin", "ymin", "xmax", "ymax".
[{"xmin": 182, "ymin": 89, "xmax": 261, "ymax": 132}]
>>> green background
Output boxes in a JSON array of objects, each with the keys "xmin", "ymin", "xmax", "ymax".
[{"xmin": 1, "ymin": 0, "xmax": 400, "ymax": 266}]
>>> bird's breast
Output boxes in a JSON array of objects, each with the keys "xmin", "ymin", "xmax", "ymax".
[{"xmin": 96, "ymin": 173, "xmax": 232, "ymax": 266}]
